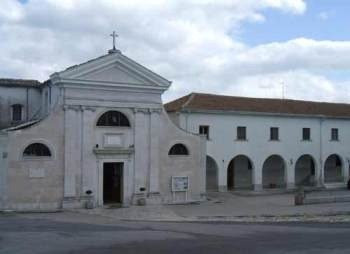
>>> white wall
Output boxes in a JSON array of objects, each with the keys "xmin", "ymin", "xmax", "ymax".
[{"xmin": 170, "ymin": 111, "xmax": 350, "ymax": 191}]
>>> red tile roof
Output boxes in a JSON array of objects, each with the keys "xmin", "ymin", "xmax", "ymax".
[
  {"xmin": 164, "ymin": 93, "xmax": 350, "ymax": 118},
  {"xmin": 0, "ymin": 78, "xmax": 41, "ymax": 88}
]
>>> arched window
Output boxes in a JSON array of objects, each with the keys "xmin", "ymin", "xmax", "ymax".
[
  {"xmin": 23, "ymin": 143, "xmax": 52, "ymax": 157},
  {"xmin": 12, "ymin": 104, "xmax": 22, "ymax": 121},
  {"xmin": 168, "ymin": 144, "xmax": 189, "ymax": 155},
  {"xmin": 97, "ymin": 111, "xmax": 130, "ymax": 127}
]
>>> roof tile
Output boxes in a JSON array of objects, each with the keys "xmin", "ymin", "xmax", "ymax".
[{"xmin": 165, "ymin": 93, "xmax": 350, "ymax": 118}]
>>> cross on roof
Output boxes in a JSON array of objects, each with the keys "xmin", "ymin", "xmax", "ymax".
[
  {"xmin": 108, "ymin": 31, "xmax": 121, "ymax": 54},
  {"xmin": 110, "ymin": 31, "xmax": 118, "ymax": 50}
]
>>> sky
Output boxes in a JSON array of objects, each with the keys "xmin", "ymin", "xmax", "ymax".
[{"xmin": 1, "ymin": 0, "xmax": 350, "ymax": 102}]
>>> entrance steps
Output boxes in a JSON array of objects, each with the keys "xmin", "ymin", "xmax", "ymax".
[
  {"xmin": 324, "ymin": 182, "xmax": 347, "ymax": 189},
  {"xmin": 302, "ymin": 189, "xmax": 350, "ymax": 205},
  {"xmin": 229, "ymin": 186, "xmax": 324, "ymax": 197}
]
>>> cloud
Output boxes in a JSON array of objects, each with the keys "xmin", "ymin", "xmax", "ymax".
[
  {"xmin": 1, "ymin": 0, "xmax": 349, "ymax": 104},
  {"xmin": 318, "ymin": 11, "xmax": 334, "ymax": 21}
]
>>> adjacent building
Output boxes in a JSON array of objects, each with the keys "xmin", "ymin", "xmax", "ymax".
[
  {"xmin": 165, "ymin": 93, "xmax": 350, "ymax": 192},
  {"xmin": 0, "ymin": 79, "xmax": 45, "ymax": 129}
]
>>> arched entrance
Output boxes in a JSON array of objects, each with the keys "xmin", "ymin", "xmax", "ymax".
[
  {"xmin": 295, "ymin": 155, "xmax": 316, "ymax": 186},
  {"xmin": 262, "ymin": 155, "xmax": 286, "ymax": 189},
  {"xmin": 227, "ymin": 155, "xmax": 253, "ymax": 190},
  {"xmin": 206, "ymin": 156, "xmax": 218, "ymax": 191},
  {"xmin": 324, "ymin": 154, "xmax": 343, "ymax": 183}
]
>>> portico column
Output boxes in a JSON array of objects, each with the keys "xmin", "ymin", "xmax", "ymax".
[
  {"xmin": 286, "ymin": 158, "xmax": 295, "ymax": 190},
  {"xmin": 319, "ymin": 158, "xmax": 325, "ymax": 186},
  {"xmin": 149, "ymin": 108, "xmax": 161, "ymax": 194},
  {"xmin": 253, "ymin": 162, "xmax": 263, "ymax": 191},
  {"xmin": 63, "ymin": 105, "xmax": 80, "ymax": 207},
  {"xmin": 315, "ymin": 158, "xmax": 323, "ymax": 187},
  {"xmin": 343, "ymin": 158, "xmax": 349, "ymax": 183}
]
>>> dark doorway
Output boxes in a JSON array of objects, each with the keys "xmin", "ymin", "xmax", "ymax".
[{"xmin": 103, "ymin": 162, "xmax": 123, "ymax": 204}]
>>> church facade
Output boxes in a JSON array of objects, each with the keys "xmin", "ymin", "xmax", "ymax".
[
  {"xmin": 0, "ymin": 50, "xmax": 206, "ymax": 211},
  {"xmin": 2, "ymin": 48, "xmax": 350, "ymax": 212}
]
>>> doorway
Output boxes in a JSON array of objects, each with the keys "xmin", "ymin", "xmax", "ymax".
[{"xmin": 103, "ymin": 162, "xmax": 123, "ymax": 204}]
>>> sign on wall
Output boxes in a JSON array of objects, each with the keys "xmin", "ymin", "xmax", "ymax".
[
  {"xmin": 104, "ymin": 134, "xmax": 123, "ymax": 147},
  {"xmin": 29, "ymin": 168, "xmax": 45, "ymax": 178},
  {"xmin": 171, "ymin": 176, "xmax": 189, "ymax": 192}
]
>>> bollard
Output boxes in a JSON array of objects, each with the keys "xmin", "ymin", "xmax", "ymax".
[
  {"xmin": 294, "ymin": 187, "xmax": 305, "ymax": 206},
  {"xmin": 85, "ymin": 190, "xmax": 94, "ymax": 209}
]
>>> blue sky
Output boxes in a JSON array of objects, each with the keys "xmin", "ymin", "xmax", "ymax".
[
  {"xmin": 3, "ymin": 0, "xmax": 350, "ymax": 102},
  {"xmin": 241, "ymin": 0, "xmax": 350, "ymax": 45}
]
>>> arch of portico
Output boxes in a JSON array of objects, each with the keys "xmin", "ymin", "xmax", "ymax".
[
  {"xmin": 262, "ymin": 154, "xmax": 286, "ymax": 189},
  {"xmin": 295, "ymin": 154, "xmax": 317, "ymax": 187},
  {"xmin": 227, "ymin": 155, "xmax": 254, "ymax": 190},
  {"xmin": 324, "ymin": 154, "xmax": 344, "ymax": 183},
  {"xmin": 206, "ymin": 155, "xmax": 219, "ymax": 191}
]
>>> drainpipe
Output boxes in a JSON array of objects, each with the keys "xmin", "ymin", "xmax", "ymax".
[
  {"xmin": 26, "ymin": 88, "xmax": 29, "ymax": 121},
  {"xmin": 185, "ymin": 110, "xmax": 189, "ymax": 132},
  {"xmin": 319, "ymin": 117, "xmax": 324, "ymax": 187}
]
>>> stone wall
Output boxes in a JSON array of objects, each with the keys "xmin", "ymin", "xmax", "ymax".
[
  {"xmin": 3, "ymin": 105, "xmax": 64, "ymax": 211},
  {"xmin": 159, "ymin": 110, "xmax": 206, "ymax": 203}
]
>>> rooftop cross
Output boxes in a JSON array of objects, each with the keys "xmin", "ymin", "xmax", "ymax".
[
  {"xmin": 108, "ymin": 31, "xmax": 121, "ymax": 54},
  {"xmin": 110, "ymin": 31, "xmax": 118, "ymax": 50}
]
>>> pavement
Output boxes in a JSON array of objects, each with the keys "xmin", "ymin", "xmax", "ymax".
[
  {"xmin": 1, "ymin": 212, "xmax": 350, "ymax": 254},
  {"xmin": 76, "ymin": 190, "xmax": 350, "ymax": 222}
]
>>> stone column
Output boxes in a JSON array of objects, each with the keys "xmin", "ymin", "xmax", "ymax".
[
  {"xmin": 62, "ymin": 105, "xmax": 81, "ymax": 208},
  {"xmin": 315, "ymin": 158, "xmax": 323, "ymax": 187},
  {"xmin": 218, "ymin": 159, "xmax": 227, "ymax": 192},
  {"xmin": 199, "ymin": 135, "xmax": 207, "ymax": 198},
  {"xmin": 344, "ymin": 158, "xmax": 350, "ymax": 184},
  {"xmin": 318, "ymin": 157, "xmax": 325, "ymax": 186},
  {"xmin": 286, "ymin": 158, "xmax": 295, "ymax": 190},
  {"xmin": 133, "ymin": 108, "xmax": 149, "ymax": 202},
  {"xmin": 253, "ymin": 162, "xmax": 263, "ymax": 191}
]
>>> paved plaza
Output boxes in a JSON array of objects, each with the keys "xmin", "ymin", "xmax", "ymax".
[
  {"xmin": 1, "ymin": 211, "xmax": 350, "ymax": 254},
  {"xmin": 76, "ymin": 191, "xmax": 350, "ymax": 222}
]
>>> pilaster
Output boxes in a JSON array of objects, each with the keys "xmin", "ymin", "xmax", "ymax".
[
  {"xmin": 149, "ymin": 108, "xmax": 161, "ymax": 196},
  {"xmin": 81, "ymin": 106, "xmax": 96, "ymax": 196},
  {"xmin": 62, "ymin": 105, "xmax": 81, "ymax": 208},
  {"xmin": 133, "ymin": 108, "xmax": 150, "ymax": 196}
]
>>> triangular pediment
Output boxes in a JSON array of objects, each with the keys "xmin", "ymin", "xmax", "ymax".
[
  {"xmin": 50, "ymin": 52, "xmax": 171, "ymax": 90},
  {"xmin": 75, "ymin": 64, "xmax": 149, "ymax": 85}
]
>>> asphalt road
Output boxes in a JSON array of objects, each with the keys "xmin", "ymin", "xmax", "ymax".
[{"xmin": 1, "ymin": 212, "xmax": 350, "ymax": 254}]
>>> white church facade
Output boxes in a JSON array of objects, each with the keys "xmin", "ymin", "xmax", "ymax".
[
  {"xmin": 165, "ymin": 93, "xmax": 350, "ymax": 192},
  {"xmin": 0, "ymin": 50, "xmax": 206, "ymax": 211},
  {"xmin": 1, "ymin": 48, "xmax": 350, "ymax": 211}
]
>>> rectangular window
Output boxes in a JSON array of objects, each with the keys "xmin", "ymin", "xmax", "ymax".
[
  {"xmin": 270, "ymin": 127, "xmax": 279, "ymax": 141},
  {"xmin": 302, "ymin": 128, "xmax": 310, "ymax": 141},
  {"xmin": 199, "ymin": 125, "xmax": 210, "ymax": 140},
  {"xmin": 12, "ymin": 104, "xmax": 22, "ymax": 121},
  {"xmin": 331, "ymin": 128, "xmax": 339, "ymax": 141},
  {"xmin": 237, "ymin": 126, "xmax": 246, "ymax": 140}
]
